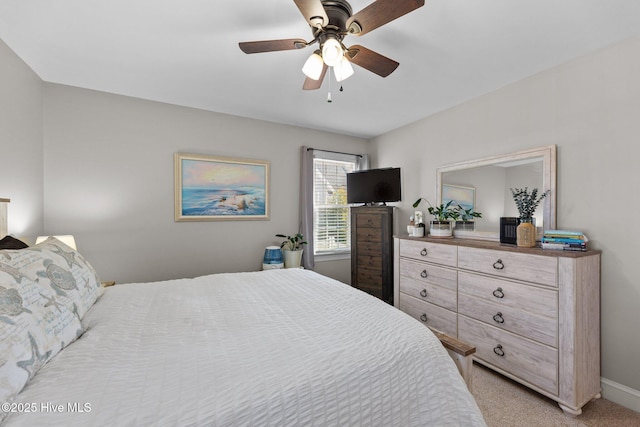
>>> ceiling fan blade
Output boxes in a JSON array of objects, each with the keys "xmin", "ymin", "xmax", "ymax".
[
  {"xmin": 239, "ymin": 39, "xmax": 307, "ymax": 54},
  {"xmin": 347, "ymin": 45, "xmax": 399, "ymax": 77},
  {"xmin": 347, "ymin": 0, "xmax": 425, "ymax": 36},
  {"xmin": 303, "ymin": 63, "xmax": 328, "ymax": 90},
  {"xmin": 293, "ymin": 0, "xmax": 329, "ymax": 28}
]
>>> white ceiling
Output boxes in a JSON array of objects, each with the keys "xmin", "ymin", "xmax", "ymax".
[{"xmin": 1, "ymin": 0, "xmax": 640, "ymax": 139}]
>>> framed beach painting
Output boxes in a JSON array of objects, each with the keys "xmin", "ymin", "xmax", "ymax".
[
  {"xmin": 174, "ymin": 153, "xmax": 269, "ymax": 221},
  {"xmin": 442, "ymin": 184, "xmax": 475, "ymax": 211}
]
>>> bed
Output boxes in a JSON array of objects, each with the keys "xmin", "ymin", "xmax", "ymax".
[{"xmin": 0, "ymin": 202, "xmax": 485, "ymax": 426}]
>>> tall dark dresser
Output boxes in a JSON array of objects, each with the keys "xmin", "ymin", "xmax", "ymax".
[{"xmin": 350, "ymin": 206, "xmax": 394, "ymax": 304}]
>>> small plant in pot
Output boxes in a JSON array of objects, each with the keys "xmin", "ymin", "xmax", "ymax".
[
  {"xmin": 276, "ymin": 233, "xmax": 307, "ymax": 268},
  {"xmin": 413, "ymin": 198, "xmax": 460, "ymax": 237},
  {"xmin": 510, "ymin": 187, "xmax": 548, "ymax": 247},
  {"xmin": 455, "ymin": 203, "xmax": 482, "ymax": 231}
]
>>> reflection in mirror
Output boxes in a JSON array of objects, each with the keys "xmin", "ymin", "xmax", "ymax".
[{"xmin": 436, "ymin": 145, "xmax": 556, "ymax": 241}]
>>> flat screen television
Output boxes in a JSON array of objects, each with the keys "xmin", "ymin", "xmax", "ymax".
[{"xmin": 347, "ymin": 167, "xmax": 402, "ymax": 205}]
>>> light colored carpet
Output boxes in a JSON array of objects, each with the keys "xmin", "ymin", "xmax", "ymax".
[{"xmin": 472, "ymin": 363, "xmax": 640, "ymax": 426}]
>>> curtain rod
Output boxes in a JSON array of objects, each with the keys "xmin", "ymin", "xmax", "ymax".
[{"xmin": 306, "ymin": 147, "xmax": 363, "ymax": 158}]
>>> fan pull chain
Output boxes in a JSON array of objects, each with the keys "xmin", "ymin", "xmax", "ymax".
[{"xmin": 327, "ymin": 69, "xmax": 332, "ymax": 103}]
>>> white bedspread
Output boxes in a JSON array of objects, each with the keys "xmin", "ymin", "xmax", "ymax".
[{"xmin": 4, "ymin": 269, "xmax": 485, "ymax": 426}]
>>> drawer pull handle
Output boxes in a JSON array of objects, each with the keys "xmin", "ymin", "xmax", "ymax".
[
  {"xmin": 419, "ymin": 314, "xmax": 428, "ymax": 322},
  {"xmin": 420, "ymin": 248, "xmax": 428, "ymax": 256},
  {"xmin": 420, "ymin": 270, "xmax": 428, "ymax": 279},
  {"xmin": 493, "ymin": 259, "xmax": 505, "ymax": 270},
  {"xmin": 493, "ymin": 312, "xmax": 505, "ymax": 324},
  {"xmin": 420, "ymin": 289, "xmax": 428, "ymax": 298},
  {"xmin": 492, "ymin": 287, "xmax": 505, "ymax": 299},
  {"xmin": 493, "ymin": 344, "xmax": 505, "ymax": 357}
]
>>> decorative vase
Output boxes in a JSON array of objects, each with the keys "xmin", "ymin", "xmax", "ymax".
[
  {"xmin": 455, "ymin": 220, "xmax": 476, "ymax": 231},
  {"xmin": 516, "ymin": 218, "xmax": 536, "ymax": 247},
  {"xmin": 283, "ymin": 249, "xmax": 303, "ymax": 268},
  {"xmin": 429, "ymin": 221, "xmax": 453, "ymax": 238}
]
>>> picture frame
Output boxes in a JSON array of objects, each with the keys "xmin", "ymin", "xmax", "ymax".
[
  {"xmin": 174, "ymin": 153, "xmax": 269, "ymax": 221},
  {"xmin": 414, "ymin": 210, "xmax": 423, "ymax": 225},
  {"xmin": 442, "ymin": 184, "xmax": 475, "ymax": 211}
]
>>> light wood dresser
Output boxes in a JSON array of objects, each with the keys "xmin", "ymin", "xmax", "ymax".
[{"xmin": 393, "ymin": 236, "xmax": 601, "ymax": 416}]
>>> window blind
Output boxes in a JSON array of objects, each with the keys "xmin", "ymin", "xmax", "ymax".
[{"xmin": 313, "ymin": 157, "xmax": 356, "ymax": 254}]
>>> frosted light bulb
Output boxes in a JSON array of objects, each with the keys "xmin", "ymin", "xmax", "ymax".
[
  {"xmin": 322, "ymin": 38, "xmax": 343, "ymax": 67},
  {"xmin": 334, "ymin": 56, "xmax": 354, "ymax": 82},
  {"xmin": 302, "ymin": 51, "xmax": 323, "ymax": 80}
]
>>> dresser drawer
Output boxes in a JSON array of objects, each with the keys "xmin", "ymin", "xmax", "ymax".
[
  {"xmin": 459, "ymin": 315, "xmax": 558, "ymax": 395},
  {"xmin": 399, "ymin": 259, "xmax": 457, "ymax": 311},
  {"xmin": 356, "ymin": 267, "xmax": 382, "ymax": 285},
  {"xmin": 458, "ymin": 272, "xmax": 557, "ymax": 319},
  {"xmin": 354, "ymin": 282, "xmax": 383, "ymax": 300},
  {"xmin": 356, "ymin": 241, "xmax": 382, "ymax": 256},
  {"xmin": 399, "ymin": 294, "xmax": 457, "ymax": 337},
  {"xmin": 458, "ymin": 246, "xmax": 557, "ymax": 287},
  {"xmin": 357, "ymin": 254, "xmax": 382, "ymax": 271},
  {"xmin": 399, "ymin": 239, "xmax": 457, "ymax": 267},
  {"xmin": 355, "ymin": 213, "xmax": 382, "ymax": 228},
  {"xmin": 356, "ymin": 227, "xmax": 382, "ymax": 243},
  {"xmin": 458, "ymin": 293, "xmax": 557, "ymax": 347}
]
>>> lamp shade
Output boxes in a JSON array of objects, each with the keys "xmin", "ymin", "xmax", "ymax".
[
  {"xmin": 322, "ymin": 37, "xmax": 343, "ymax": 67},
  {"xmin": 36, "ymin": 235, "xmax": 77, "ymax": 250},
  {"xmin": 302, "ymin": 51, "xmax": 324, "ymax": 80},
  {"xmin": 262, "ymin": 246, "xmax": 284, "ymax": 270},
  {"xmin": 333, "ymin": 56, "xmax": 354, "ymax": 82}
]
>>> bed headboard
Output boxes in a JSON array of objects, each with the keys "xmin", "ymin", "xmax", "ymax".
[{"xmin": 0, "ymin": 198, "xmax": 9, "ymax": 238}]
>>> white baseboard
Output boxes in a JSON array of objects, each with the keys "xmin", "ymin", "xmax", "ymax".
[{"xmin": 601, "ymin": 377, "xmax": 640, "ymax": 413}]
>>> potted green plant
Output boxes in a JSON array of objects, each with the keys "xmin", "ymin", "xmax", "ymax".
[
  {"xmin": 276, "ymin": 233, "xmax": 307, "ymax": 268},
  {"xmin": 413, "ymin": 198, "xmax": 460, "ymax": 237},
  {"xmin": 510, "ymin": 187, "xmax": 548, "ymax": 247},
  {"xmin": 455, "ymin": 203, "xmax": 482, "ymax": 231}
]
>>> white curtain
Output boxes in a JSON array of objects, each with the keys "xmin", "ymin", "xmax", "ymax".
[{"xmin": 299, "ymin": 146, "xmax": 369, "ymax": 270}]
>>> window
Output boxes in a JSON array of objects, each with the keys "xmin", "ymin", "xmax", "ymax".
[{"xmin": 312, "ymin": 154, "xmax": 359, "ymax": 256}]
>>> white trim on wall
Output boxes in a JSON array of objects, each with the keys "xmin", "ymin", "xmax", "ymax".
[{"xmin": 601, "ymin": 377, "xmax": 640, "ymax": 413}]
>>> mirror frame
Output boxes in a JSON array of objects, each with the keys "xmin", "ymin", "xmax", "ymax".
[{"xmin": 436, "ymin": 145, "xmax": 557, "ymax": 241}]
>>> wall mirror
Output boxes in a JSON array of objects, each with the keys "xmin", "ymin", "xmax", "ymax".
[{"xmin": 436, "ymin": 145, "xmax": 556, "ymax": 241}]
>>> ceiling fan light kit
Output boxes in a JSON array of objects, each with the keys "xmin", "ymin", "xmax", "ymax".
[
  {"xmin": 239, "ymin": 0, "xmax": 425, "ymax": 91},
  {"xmin": 321, "ymin": 37, "xmax": 343, "ymax": 67},
  {"xmin": 302, "ymin": 50, "xmax": 324, "ymax": 80},
  {"xmin": 333, "ymin": 56, "xmax": 354, "ymax": 82}
]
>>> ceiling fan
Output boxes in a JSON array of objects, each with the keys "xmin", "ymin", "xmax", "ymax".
[{"xmin": 239, "ymin": 0, "xmax": 425, "ymax": 90}]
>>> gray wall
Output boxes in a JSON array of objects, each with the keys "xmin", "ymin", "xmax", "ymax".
[
  {"xmin": 0, "ymin": 39, "xmax": 44, "ymax": 239},
  {"xmin": 372, "ymin": 34, "xmax": 640, "ymax": 402},
  {"xmin": 0, "ymin": 36, "xmax": 360, "ymax": 285},
  {"xmin": 42, "ymin": 84, "xmax": 365, "ymax": 284},
  {"xmin": 4, "ymin": 29, "xmax": 640, "ymax": 409}
]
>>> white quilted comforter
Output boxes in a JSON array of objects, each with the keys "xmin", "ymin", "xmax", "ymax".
[{"xmin": 4, "ymin": 269, "xmax": 485, "ymax": 426}]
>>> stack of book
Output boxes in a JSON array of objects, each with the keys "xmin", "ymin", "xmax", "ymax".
[{"xmin": 541, "ymin": 230, "xmax": 588, "ymax": 251}]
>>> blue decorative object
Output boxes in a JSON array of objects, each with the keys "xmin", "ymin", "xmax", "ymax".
[{"xmin": 262, "ymin": 246, "xmax": 283, "ymax": 270}]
